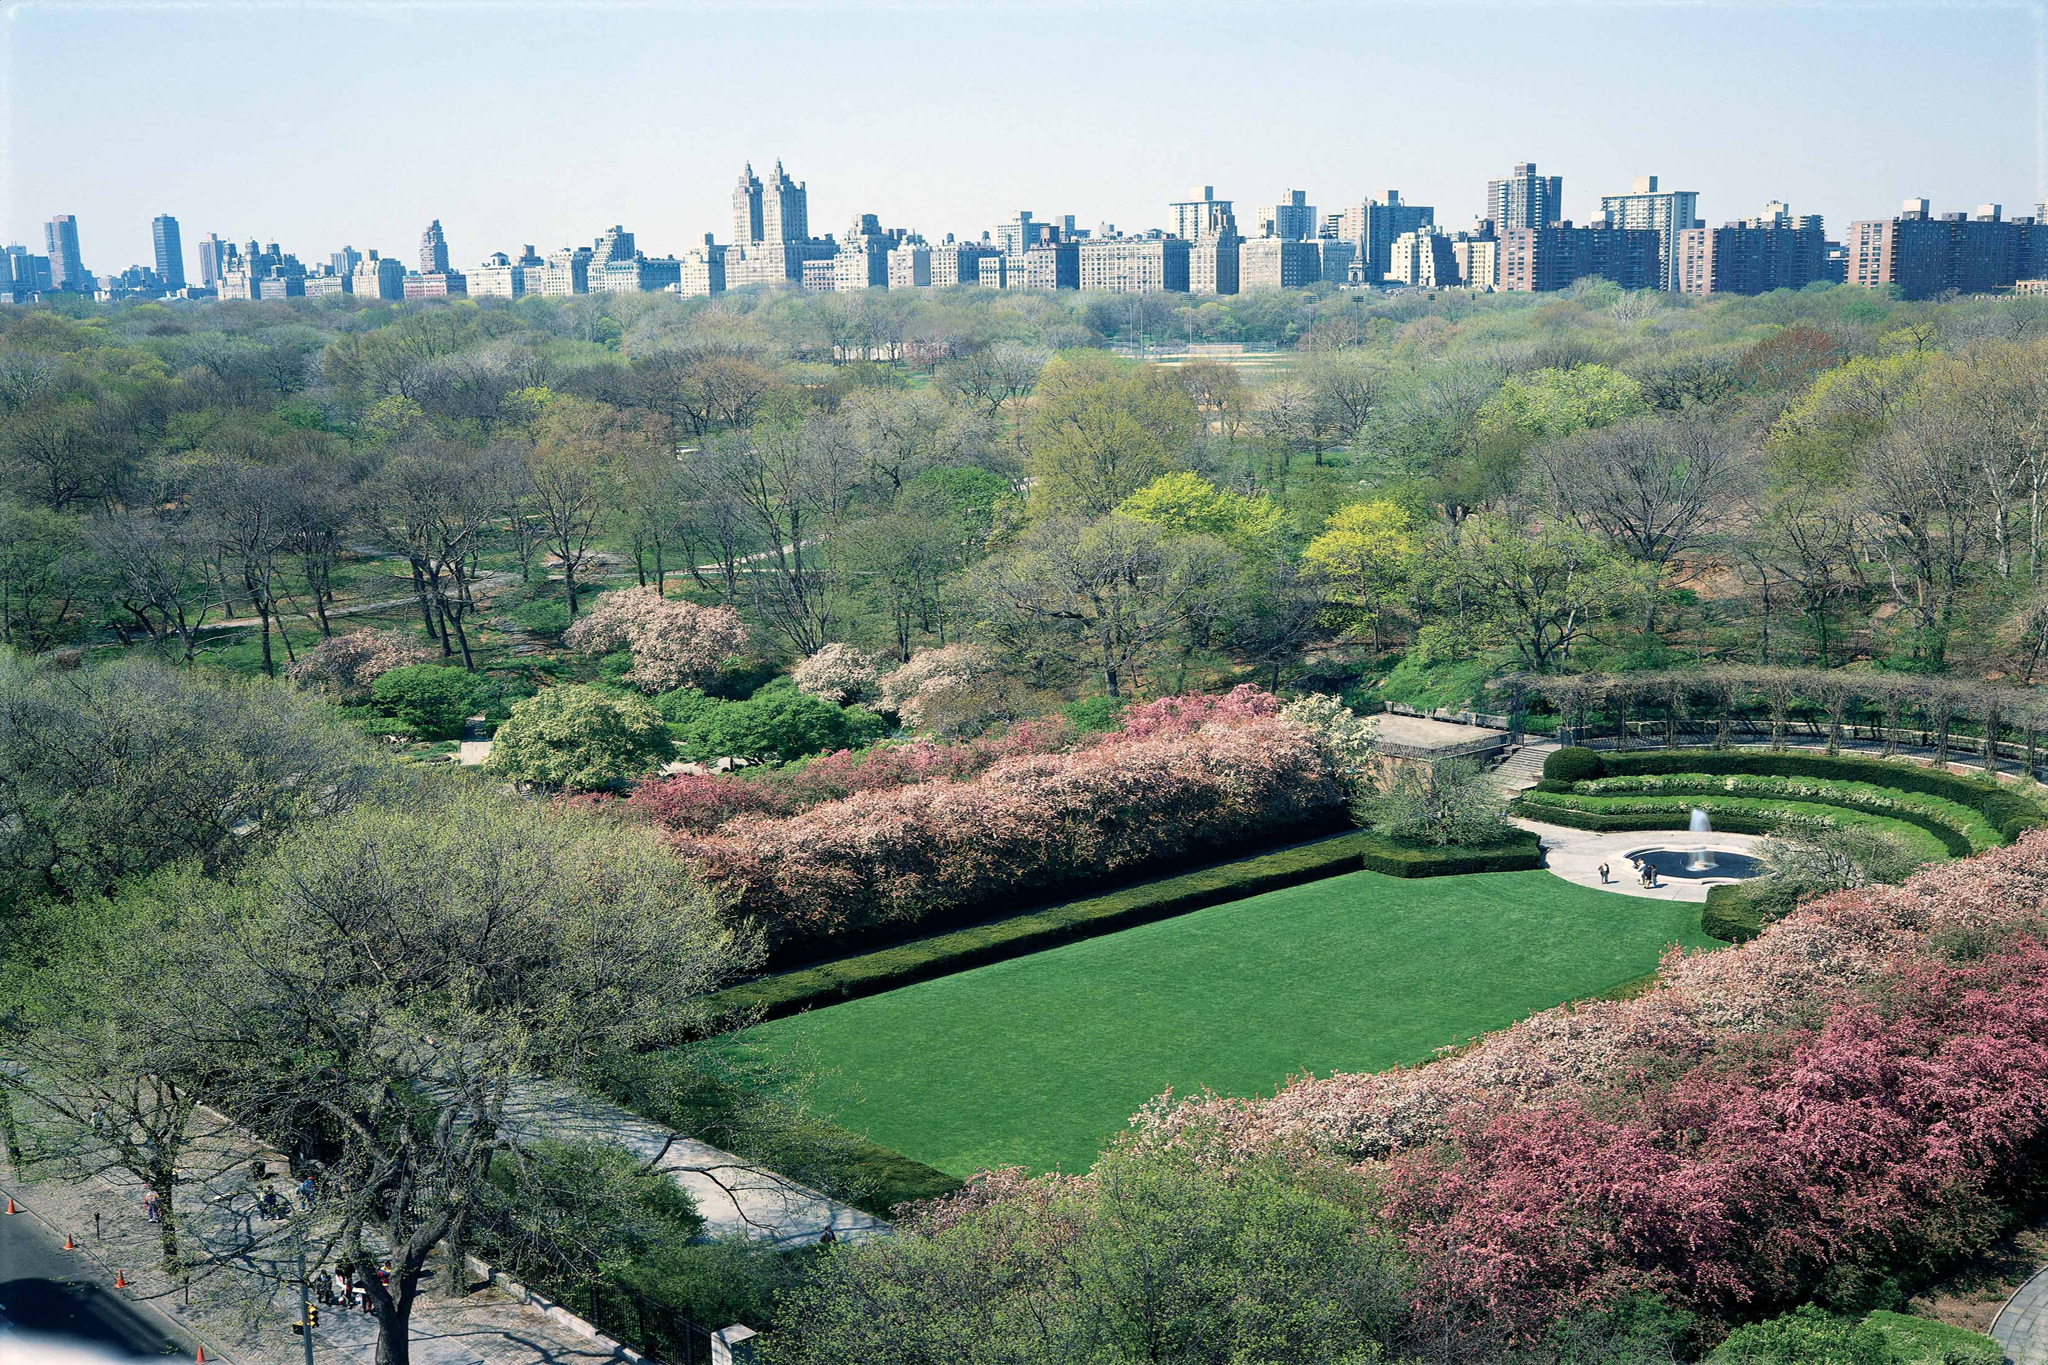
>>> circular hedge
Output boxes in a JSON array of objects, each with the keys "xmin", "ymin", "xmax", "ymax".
[{"xmin": 1542, "ymin": 746, "xmax": 1605, "ymax": 783}]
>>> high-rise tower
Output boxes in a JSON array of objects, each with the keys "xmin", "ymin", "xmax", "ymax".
[
  {"xmin": 763, "ymin": 160, "xmax": 808, "ymax": 244},
  {"xmin": 151, "ymin": 214, "xmax": 186, "ymax": 291},
  {"xmin": 44, "ymin": 215, "xmax": 86, "ymax": 291},
  {"xmin": 420, "ymin": 219, "xmax": 450, "ymax": 274},
  {"xmin": 732, "ymin": 163, "xmax": 765, "ymax": 245},
  {"xmin": 1487, "ymin": 163, "xmax": 1564, "ymax": 232}
]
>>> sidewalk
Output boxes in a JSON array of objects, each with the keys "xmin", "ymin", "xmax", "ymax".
[
  {"xmin": 1, "ymin": 1142, "xmax": 639, "ymax": 1365},
  {"xmin": 497, "ymin": 1078, "xmax": 889, "ymax": 1250}
]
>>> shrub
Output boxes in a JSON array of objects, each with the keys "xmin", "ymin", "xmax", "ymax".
[
  {"xmin": 1700, "ymin": 884, "xmax": 1762, "ymax": 943},
  {"xmin": 288, "ymin": 629, "xmax": 431, "ymax": 701},
  {"xmin": 1355, "ymin": 830, "xmax": 1542, "ymax": 876},
  {"xmin": 485, "ymin": 684, "xmax": 674, "ymax": 791},
  {"xmin": 667, "ymin": 681, "xmax": 886, "ymax": 765},
  {"xmin": 512, "ymin": 597, "xmax": 571, "ymax": 636},
  {"xmin": 1860, "ymin": 1311, "xmax": 2003, "ymax": 1365},
  {"xmin": 562, "ymin": 586, "xmax": 749, "ymax": 695},
  {"xmin": 1747, "ymin": 826, "xmax": 1928, "ymax": 922},
  {"xmin": 1706, "ymin": 1308, "xmax": 1889, "ymax": 1365},
  {"xmin": 1358, "ymin": 758, "xmax": 1514, "ymax": 847},
  {"xmin": 1544, "ymin": 746, "xmax": 1605, "ymax": 783},
  {"xmin": 370, "ymin": 663, "xmax": 481, "ymax": 741},
  {"xmin": 668, "ymin": 690, "xmax": 1344, "ymax": 948}
]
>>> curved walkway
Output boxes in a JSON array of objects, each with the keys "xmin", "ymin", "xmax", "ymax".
[
  {"xmin": 1994, "ymin": 1267, "xmax": 2048, "ymax": 1365},
  {"xmin": 1515, "ymin": 817, "xmax": 1768, "ymax": 903}
]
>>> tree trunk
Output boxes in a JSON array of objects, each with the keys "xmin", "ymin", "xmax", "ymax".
[{"xmin": 412, "ymin": 563, "xmax": 439, "ymax": 640}]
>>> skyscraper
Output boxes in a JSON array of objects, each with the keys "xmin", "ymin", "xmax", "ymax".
[
  {"xmin": 1487, "ymin": 163, "xmax": 1564, "ymax": 232},
  {"xmin": 1170, "ymin": 187, "xmax": 1235, "ymax": 241},
  {"xmin": 1336, "ymin": 191, "xmax": 1434, "ymax": 284},
  {"xmin": 197, "ymin": 234, "xmax": 227, "ymax": 290},
  {"xmin": 763, "ymin": 161, "xmax": 808, "ymax": 243},
  {"xmin": 420, "ymin": 220, "xmax": 450, "ymax": 274},
  {"xmin": 151, "ymin": 214, "xmax": 186, "ymax": 291},
  {"xmin": 732, "ymin": 163, "xmax": 765, "ymax": 245},
  {"xmin": 44, "ymin": 215, "xmax": 86, "ymax": 291},
  {"xmin": 1599, "ymin": 175, "xmax": 1700, "ymax": 291},
  {"xmin": 1256, "ymin": 190, "xmax": 1316, "ymax": 240}
]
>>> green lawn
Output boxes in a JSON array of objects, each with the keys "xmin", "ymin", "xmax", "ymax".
[{"xmin": 740, "ymin": 868, "xmax": 1717, "ymax": 1178}]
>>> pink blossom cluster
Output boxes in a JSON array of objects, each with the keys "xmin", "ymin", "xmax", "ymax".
[
  {"xmin": 876, "ymin": 645, "xmax": 1010, "ymax": 736},
  {"xmin": 287, "ymin": 629, "xmax": 432, "ymax": 700},
  {"xmin": 626, "ymin": 716, "xmax": 1083, "ymax": 835},
  {"xmin": 1135, "ymin": 833, "xmax": 2048, "ymax": 1335},
  {"xmin": 664, "ymin": 699, "xmax": 1344, "ymax": 945},
  {"xmin": 561, "ymin": 587, "xmax": 748, "ymax": 694}
]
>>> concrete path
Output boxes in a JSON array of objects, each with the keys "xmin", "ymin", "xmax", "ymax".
[
  {"xmin": 1515, "ymin": 817, "xmax": 1769, "ymax": 904},
  {"xmin": 497, "ymin": 1078, "xmax": 890, "ymax": 1250},
  {"xmin": 1994, "ymin": 1266, "xmax": 2048, "ymax": 1365}
]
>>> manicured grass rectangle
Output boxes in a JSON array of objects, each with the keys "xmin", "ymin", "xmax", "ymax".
[{"xmin": 739, "ymin": 868, "xmax": 1716, "ymax": 1178}]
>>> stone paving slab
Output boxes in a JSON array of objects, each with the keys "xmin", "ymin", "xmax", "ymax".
[
  {"xmin": 1994, "ymin": 1267, "xmax": 2048, "ymax": 1365},
  {"xmin": 2, "ymin": 1139, "xmax": 637, "ymax": 1365}
]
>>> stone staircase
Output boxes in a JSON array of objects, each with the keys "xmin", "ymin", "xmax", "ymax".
[{"xmin": 1487, "ymin": 740, "xmax": 1559, "ymax": 798}]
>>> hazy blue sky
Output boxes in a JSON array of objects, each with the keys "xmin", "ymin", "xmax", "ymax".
[{"xmin": 7, "ymin": 0, "xmax": 2041, "ymax": 275}]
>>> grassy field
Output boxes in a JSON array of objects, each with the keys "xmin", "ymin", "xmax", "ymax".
[{"xmin": 740, "ymin": 868, "xmax": 1717, "ymax": 1178}]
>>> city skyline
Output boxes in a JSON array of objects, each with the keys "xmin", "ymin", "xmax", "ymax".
[{"xmin": 8, "ymin": 1, "xmax": 2037, "ymax": 274}]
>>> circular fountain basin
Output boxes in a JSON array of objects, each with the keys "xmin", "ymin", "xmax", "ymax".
[{"xmin": 1622, "ymin": 847, "xmax": 1763, "ymax": 882}]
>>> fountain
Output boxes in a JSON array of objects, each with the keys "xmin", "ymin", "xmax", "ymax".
[{"xmin": 1687, "ymin": 807, "xmax": 1717, "ymax": 872}]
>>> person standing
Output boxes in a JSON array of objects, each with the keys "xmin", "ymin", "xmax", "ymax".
[
  {"xmin": 142, "ymin": 1189, "xmax": 161, "ymax": 1223},
  {"xmin": 1597, "ymin": 862, "xmax": 1610, "ymax": 884}
]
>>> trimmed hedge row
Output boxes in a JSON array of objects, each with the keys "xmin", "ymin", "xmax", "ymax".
[
  {"xmin": 1518, "ymin": 787, "xmax": 1975, "ymax": 858},
  {"xmin": 702, "ymin": 829, "xmax": 1543, "ymax": 1027},
  {"xmin": 1510, "ymin": 802, "xmax": 1784, "ymax": 840},
  {"xmin": 1594, "ymin": 749, "xmax": 2048, "ymax": 840}
]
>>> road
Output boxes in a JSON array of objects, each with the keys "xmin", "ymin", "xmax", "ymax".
[{"xmin": 0, "ymin": 1206, "xmax": 197, "ymax": 1360}]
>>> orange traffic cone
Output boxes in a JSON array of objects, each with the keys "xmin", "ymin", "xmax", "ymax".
[
  {"xmin": 195, "ymin": 1348, "xmax": 205, "ymax": 1363},
  {"xmin": 63, "ymin": 1233, "xmax": 75, "ymax": 1250},
  {"xmin": 5, "ymin": 1198, "xmax": 16, "ymax": 1214},
  {"xmin": 113, "ymin": 1270, "xmax": 127, "ymax": 1289}
]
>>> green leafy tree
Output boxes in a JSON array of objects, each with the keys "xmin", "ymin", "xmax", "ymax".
[
  {"xmin": 666, "ymin": 682, "xmax": 885, "ymax": 764},
  {"xmin": 1117, "ymin": 471, "xmax": 1284, "ymax": 552},
  {"xmin": 1303, "ymin": 499, "xmax": 1418, "ymax": 651},
  {"xmin": 485, "ymin": 684, "xmax": 674, "ymax": 790},
  {"xmin": 1024, "ymin": 352, "xmax": 1199, "ymax": 517},
  {"xmin": 371, "ymin": 663, "xmax": 482, "ymax": 740},
  {"xmin": 1426, "ymin": 516, "xmax": 1656, "ymax": 672}
]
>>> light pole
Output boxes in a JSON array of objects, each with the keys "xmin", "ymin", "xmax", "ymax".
[{"xmin": 296, "ymin": 1227, "xmax": 314, "ymax": 1365}]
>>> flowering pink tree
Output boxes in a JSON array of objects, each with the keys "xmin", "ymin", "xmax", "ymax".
[
  {"xmin": 287, "ymin": 630, "xmax": 432, "ymax": 701},
  {"xmin": 792, "ymin": 642, "xmax": 885, "ymax": 707},
  {"xmin": 561, "ymin": 586, "xmax": 748, "ymax": 694}
]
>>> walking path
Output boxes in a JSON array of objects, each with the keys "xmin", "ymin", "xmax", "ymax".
[
  {"xmin": 496, "ymin": 1078, "xmax": 890, "ymax": 1250},
  {"xmin": 1992, "ymin": 1266, "xmax": 2048, "ymax": 1365}
]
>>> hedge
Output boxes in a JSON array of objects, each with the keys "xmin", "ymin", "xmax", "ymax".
[
  {"xmin": 1542, "ymin": 746, "xmax": 1605, "ymax": 783},
  {"xmin": 1521, "ymin": 785, "xmax": 1977, "ymax": 858},
  {"xmin": 1594, "ymin": 749, "xmax": 2047, "ymax": 839},
  {"xmin": 701, "ymin": 829, "xmax": 1540, "ymax": 1026},
  {"xmin": 1701, "ymin": 883, "xmax": 1763, "ymax": 944},
  {"xmin": 1512, "ymin": 793, "xmax": 1960, "ymax": 861},
  {"xmin": 1356, "ymin": 830, "xmax": 1543, "ymax": 877}
]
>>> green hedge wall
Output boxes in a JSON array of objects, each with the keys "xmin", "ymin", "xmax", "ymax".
[
  {"xmin": 702, "ymin": 829, "xmax": 1541, "ymax": 1026},
  {"xmin": 1356, "ymin": 830, "xmax": 1543, "ymax": 876},
  {"xmin": 1518, "ymin": 787, "xmax": 1975, "ymax": 858},
  {"xmin": 1507, "ymin": 803, "xmax": 1785, "ymax": 840},
  {"xmin": 1701, "ymin": 883, "xmax": 1764, "ymax": 944},
  {"xmin": 1595, "ymin": 749, "xmax": 2046, "ymax": 837}
]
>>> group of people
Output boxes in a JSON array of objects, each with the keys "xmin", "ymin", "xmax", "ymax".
[
  {"xmin": 322, "ymin": 1262, "xmax": 393, "ymax": 1315},
  {"xmin": 1596, "ymin": 857, "xmax": 1663, "ymax": 889}
]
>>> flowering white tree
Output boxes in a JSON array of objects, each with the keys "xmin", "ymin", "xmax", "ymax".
[
  {"xmin": 1278, "ymin": 693, "xmax": 1378, "ymax": 781},
  {"xmin": 791, "ymin": 642, "xmax": 884, "ymax": 707},
  {"xmin": 288, "ymin": 629, "xmax": 432, "ymax": 701},
  {"xmin": 561, "ymin": 586, "xmax": 748, "ymax": 694},
  {"xmin": 878, "ymin": 644, "xmax": 1013, "ymax": 737}
]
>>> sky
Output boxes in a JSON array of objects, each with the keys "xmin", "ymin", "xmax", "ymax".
[{"xmin": 5, "ymin": 0, "xmax": 2043, "ymax": 276}]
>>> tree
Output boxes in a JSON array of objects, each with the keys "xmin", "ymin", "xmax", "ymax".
[
  {"xmin": 523, "ymin": 393, "xmax": 648, "ymax": 617},
  {"xmin": 1533, "ymin": 415, "xmax": 1745, "ymax": 567},
  {"xmin": 791, "ymin": 641, "xmax": 884, "ymax": 706},
  {"xmin": 1023, "ymin": 352, "xmax": 1199, "ymax": 517},
  {"xmin": 666, "ymin": 682, "xmax": 885, "ymax": 765},
  {"xmin": 560, "ymin": 586, "xmax": 749, "ymax": 694},
  {"xmin": 289, "ymin": 629, "xmax": 433, "ymax": 701},
  {"xmin": 936, "ymin": 342, "xmax": 1050, "ymax": 421},
  {"xmin": 0, "ymin": 496, "xmax": 84, "ymax": 651},
  {"xmin": 1748, "ymin": 826, "xmax": 1926, "ymax": 921},
  {"xmin": 970, "ymin": 516, "xmax": 1233, "ymax": 698},
  {"xmin": 371, "ymin": 663, "xmax": 482, "ymax": 740},
  {"xmin": 769, "ymin": 1139, "xmax": 1410, "ymax": 1365},
  {"xmin": 0, "ymin": 656, "xmax": 388, "ymax": 921},
  {"xmin": 484, "ymin": 684, "xmax": 673, "ymax": 790},
  {"xmin": 876, "ymin": 644, "xmax": 1019, "ymax": 737},
  {"xmin": 194, "ymin": 458, "xmax": 297, "ymax": 676},
  {"xmin": 1115, "ymin": 471, "xmax": 1284, "ymax": 553},
  {"xmin": 1475, "ymin": 365, "xmax": 1649, "ymax": 446},
  {"xmin": 1428, "ymin": 516, "xmax": 1654, "ymax": 672},
  {"xmin": 86, "ymin": 506, "xmax": 215, "ymax": 661},
  {"xmin": 128, "ymin": 788, "xmax": 757, "ymax": 1365},
  {"xmin": 1303, "ymin": 500, "xmax": 1417, "ymax": 651}
]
